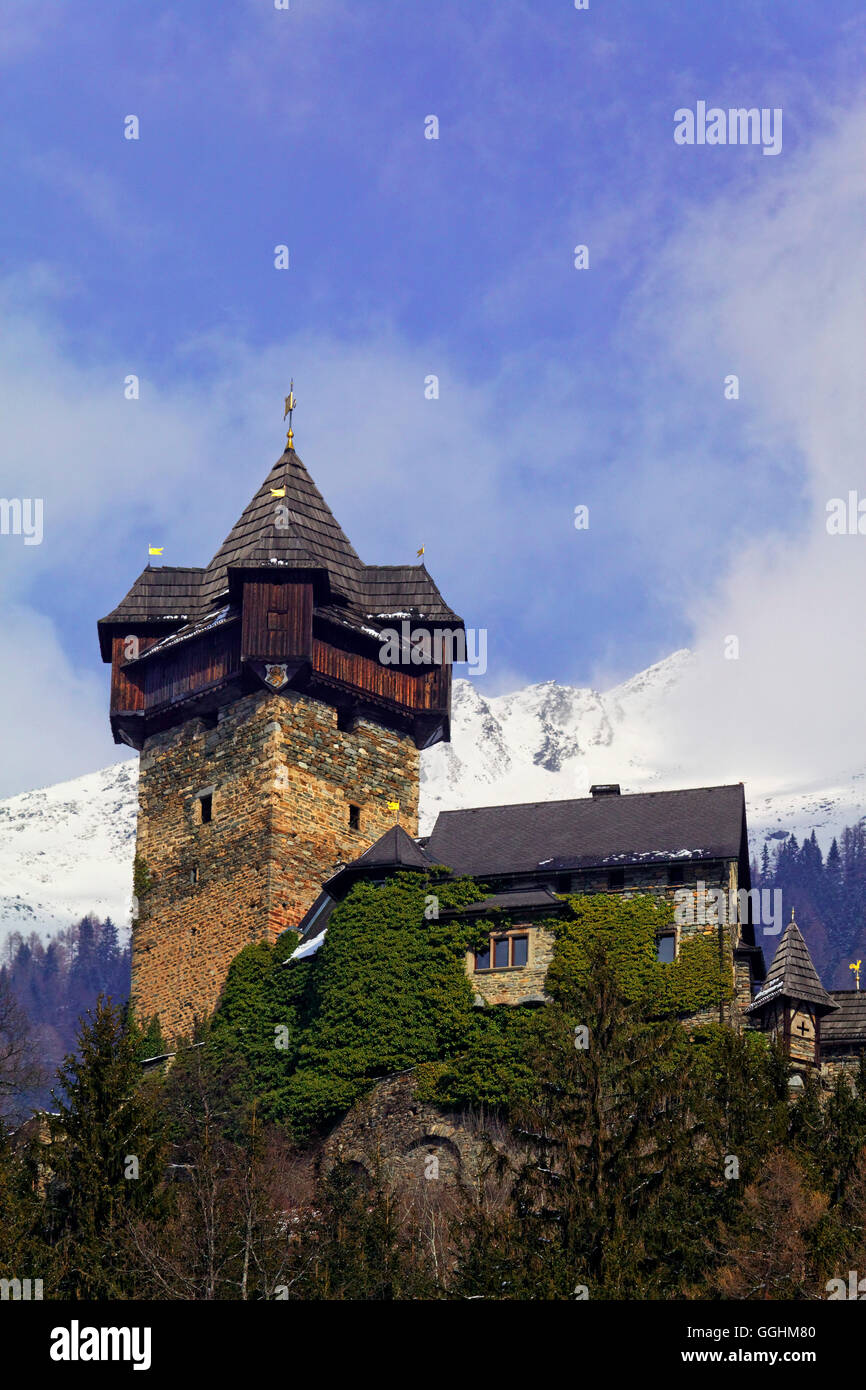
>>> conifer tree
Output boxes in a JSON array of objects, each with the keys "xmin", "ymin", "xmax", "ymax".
[
  {"xmin": 760, "ymin": 841, "xmax": 771, "ymax": 882},
  {"xmin": 0, "ymin": 1122, "xmax": 52, "ymax": 1293},
  {"xmin": 456, "ymin": 944, "xmax": 713, "ymax": 1299},
  {"xmin": 298, "ymin": 1160, "xmax": 435, "ymax": 1300},
  {"xmin": 47, "ymin": 996, "xmax": 165, "ymax": 1298}
]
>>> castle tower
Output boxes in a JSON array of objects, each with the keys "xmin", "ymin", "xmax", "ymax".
[
  {"xmin": 746, "ymin": 914, "xmax": 838, "ymax": 1068},
  {"xmin": 98, "ymin": 425, "xmax": 462, "ymax": 1039}
]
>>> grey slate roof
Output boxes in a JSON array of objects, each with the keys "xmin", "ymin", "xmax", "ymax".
[
  {"xmin": 747, "ymin": 920, "xmax": 839, "ymax": 1014},
  {"xmin": 99, "ymin": 447, "xmax": 461, "ymax": 645},
  {"xmin": 823, "ymin": 992, "xmax": 866, "ymax": 1045},
  {"xmin": 350, "ymin": 823, "xmax": 434, "ymax": 871},
  {"xmin": 444, "ymin": 887, "xmax": 563, "ymax": 916},
  {"xmin": 323, "ymin": 825, "xmax": 435, "ymax": 894},
  {"xmin": 423, "ymin": 785, "xmax": 748, "ymax": 878}
]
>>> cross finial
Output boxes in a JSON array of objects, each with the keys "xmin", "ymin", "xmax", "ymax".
[{"xmin": 283, "ymin": 380, "xmax": 297, "ymax": 451}]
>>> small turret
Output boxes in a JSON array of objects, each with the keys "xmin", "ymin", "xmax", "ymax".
[{"xmin": 746, "ymin": 911, "xmax": 838, "ymax": 1067}]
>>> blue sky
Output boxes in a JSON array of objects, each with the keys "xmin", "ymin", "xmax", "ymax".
[{"xmin": 1, "ymin": 0, "xmax": 865, "ymax": 796}]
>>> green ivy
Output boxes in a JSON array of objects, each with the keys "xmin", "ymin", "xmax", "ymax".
[
  {"xmin": 210, "ymin": 872, "xmax": 486, "ymax": 1137},
  {"xmin": 208, "ymin": 883, "xmax": 734, "ymax": 1136},
  {"xmin": 547, "ymin": 893, "xmax": 733, "ymax": 1017},
  {"xmin": 132, "ymin": 853, "xmax": 152, "ymax": 899}
]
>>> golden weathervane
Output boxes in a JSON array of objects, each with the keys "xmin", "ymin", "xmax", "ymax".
[{"xmin": 284, "ymin": 381, "xmax": 297, "ymax": 450}]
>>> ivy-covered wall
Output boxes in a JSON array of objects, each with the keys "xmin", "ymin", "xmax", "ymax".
[
  {"xmin": 548, "ymin": 893, "xmax": 734, "ymax": 1018},
  {"xmin": 205, "ymin": 881, "xmax": 735, "ymax": 1137},
  {"xmin": 208, "ymin": 871, "xmax": 485, "ymax": 1135}
]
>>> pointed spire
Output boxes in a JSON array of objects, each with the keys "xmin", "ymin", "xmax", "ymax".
[
  {"xmin": 200, "ymin": 447, "xmax": 363, "ymax": 608},
  {"xmin": 748, "ymin": 913, "xmax": 838, "ymax": 1014}
]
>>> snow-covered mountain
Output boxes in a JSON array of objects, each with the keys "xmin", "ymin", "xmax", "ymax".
[
  {"xmin": 1, "ymin": 649, "xmax": 864, "ymax": 948},
  {"xmin": 0, "ymin": 760, "xmax": 138, "ymax": 943},
  {"xmin": 421, "ymin": 650, "xmax": 866, "ymax": 846}
]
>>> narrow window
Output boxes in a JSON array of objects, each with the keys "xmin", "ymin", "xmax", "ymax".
[
  {"xmin": 199, "ymin": 792, "xmax": 213, "ymax": 824},
  {"xmin": 511, "ymin": 935, "xmax": 529, "ymax": 967},
  {"xmin": 475, "ymin": 944, "xmax": 491, "ymax": 971},
  {"xmin": 493, "ymin": 938, "xmax": 510, "ymax": 969},
  {"xmin": 190, "ymin": 866, "xmax": 199, "ymax": 885},
  {"xmin": 656, "ymin": 934, "xmax": 676, "ymax": 964},
  {"xmin": 348, "ymin": 804, "xmax": 360, "ymax": 832},
  {"xmin": 667, "ymin": 864, "xmax": 686, "ymax": 886},
  {"xmin": 608, "ymin": 867, "xmax": 625, "ymax": 890}
]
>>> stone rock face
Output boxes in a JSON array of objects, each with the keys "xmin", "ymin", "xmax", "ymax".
[
  {"xmin": 321, "ymin": 1071, "xmax": 514, "ymax": 1189},
  {"xmin": 132, "ymin": 687, "xmax": 419, "ymax": 1038}
]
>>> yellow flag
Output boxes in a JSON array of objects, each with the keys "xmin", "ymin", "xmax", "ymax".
[
  {"xmin": 416, "ymin": 545, "xmax": 425, "ymax": 557},
  {"xmin": 148, "ymin": 546, "xmax": 164, "ymax": 556},
  {"xmin": 271, "ymin": 487, "xmax": 286, "ymax": 498},
  {"xmin": 387, "ymin": 800, "xmax": 400, "ymax": 812}
]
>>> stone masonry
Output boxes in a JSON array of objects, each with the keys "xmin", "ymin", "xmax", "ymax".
[
  {"xmin": 133, "ymin": 687, "xmax": 419, "ymax": 1039},
  {"xmin": 466, "ymin": 859, "xmax": 749, "ymax": 1025}
]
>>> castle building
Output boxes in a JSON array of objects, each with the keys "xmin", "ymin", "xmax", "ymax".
[
  {"xmin": 98, "ymin": 429, "xmax": 462, "ymax": 1038},
  {"xmin": 745, "ymin": 916, "xmax": 838, "ymax": 1067},
  {"xmin": 297, "ymin": 785, "xmax": 866, "ymax": 1077},
  {"xmin": 296, "ymin": 782, "xmax": 767, "ymax": 1025},
  {"xmin": 97, "ymin": 420, "xmax": 866, "ymax": 1073}
]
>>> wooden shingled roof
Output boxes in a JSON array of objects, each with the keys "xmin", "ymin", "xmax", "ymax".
[
  {"xmin": 823, "ymin": 991, "xmax": 866, "ymax": 1045},
  {"xmin": 98, "ymin": 446, "xmax": 461, "ymax": 653},
  {"xmin": 747, "ymin": 919, "xmax": 838, "ymax": 1014},
  {"xmin": 200, "ymin": 448, "xmax": 364, "ymax": 609},
  {"xmin": 99, "ymin": 566, "xmax": 206, "ymax": 625}
]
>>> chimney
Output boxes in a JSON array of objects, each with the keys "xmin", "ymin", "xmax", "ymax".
[{"xmin": 590, "ymin": 784, "xmax": 621, "ymax": 797}]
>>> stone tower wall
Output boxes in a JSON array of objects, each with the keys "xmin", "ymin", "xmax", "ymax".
[{"xmin": 132, "ymin": 687, "xmax": 419, "ymax": 1039}]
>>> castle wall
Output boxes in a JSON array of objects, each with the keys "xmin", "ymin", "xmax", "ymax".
[
  {"xmin": 468, "ymin": 924, "xmax": 556, "ymax": 1006},
  {"xmin": 133, "ymin": 687, "xmax": 418, "ymax": 1039},
  {"xmin": 321, "ymin": 1071, "xmax": 517, "ymax": 1189},
  {"xmin": 465, "ymin": 858, "xmax": 748, "ymax": 1022},
  {"xmin": 788, "ymin": 1004, "xmax": 818, "ymax": 1066}
]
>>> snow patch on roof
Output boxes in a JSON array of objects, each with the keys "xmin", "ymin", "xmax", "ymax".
[{"xmin": 288, "ymin": 928, "xmax": 327, "ymax": 962}]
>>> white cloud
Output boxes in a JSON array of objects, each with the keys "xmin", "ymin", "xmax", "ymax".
[
  {"xmin": 2, "ymin": 97, "xmax": 864, "ymax": 807},
  {"xmin": 0, "ymin": 604, "xmax": 129, "ymax": 796},
  {"xmin": 630, "ymin": 102, "xmax": 866, "ymax": 793}
]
